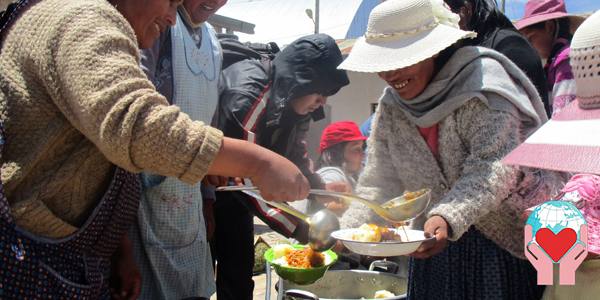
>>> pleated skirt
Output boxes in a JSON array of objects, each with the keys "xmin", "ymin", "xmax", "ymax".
[{"xmin": 407, "ymin": 227, "xmax": 545, "ymax": 300}]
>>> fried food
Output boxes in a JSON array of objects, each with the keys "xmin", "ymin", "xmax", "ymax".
[
  {"xmin": 350, "ymin": 224, "xmax": 404, "ymax": 242},
  {"xmin": 403, "ymin": 189, "xmax": 426, "ymax": 201}
]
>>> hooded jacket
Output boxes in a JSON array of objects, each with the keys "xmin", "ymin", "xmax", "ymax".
[
  {"xmin": 215, "ymin": 34, "xmax": 349, "ymax": 238},
  {"xmin": 216, "ymin": 33, "xmax": 349, "ymax": 186}
]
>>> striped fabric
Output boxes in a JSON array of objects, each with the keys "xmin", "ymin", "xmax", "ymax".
[
  {"xmin": 503, "ymin": 99, "xmax": 600, "ymax": 174},
  {"xmin": 241, "ymin": 86, "xmax": 270, "ymax": 143},
  {"xmin": 547, "ymin": 40, "xmax": 577, "ymax": 116},
  {"xmin": 231, "ymin": 89, "xmax": 301, "ymax": 237}
]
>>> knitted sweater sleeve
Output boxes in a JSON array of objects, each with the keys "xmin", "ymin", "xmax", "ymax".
[
  {"xmin": 427, "ymin": 99, "xmax": 521, "ymax": 241},
  {"xmin": 340, "ymin": 102, "xmax": 403, "ymax": 228},
  {"xmin": 47, "ymin": 5, "xmax": 223, "ymax": 184}
]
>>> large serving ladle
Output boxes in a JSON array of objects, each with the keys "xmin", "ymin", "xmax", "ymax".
[
  {"xmin": 218, "ymin": 186, "xmax": 432, "ymax": 223},
  {"xmin": 310, "ymin": 188, "xmax": 432, "ymax": 223},
  {"xmin": 310, "ymin": 189, "xmax": 431, "ymax": 243},
  {"xmin": 215, "ymin": 187, "xmax": 340, "ymax": 252}
]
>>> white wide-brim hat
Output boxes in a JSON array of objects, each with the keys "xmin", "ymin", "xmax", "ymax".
[
  {"xmin": 503, "ymin": 10, "xmax": 600, "ymax": 174},
  {"xmin": 338, "ymin": 0, "xmax": 476, "ymax": 73}
]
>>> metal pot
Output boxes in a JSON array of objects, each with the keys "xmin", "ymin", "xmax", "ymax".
[{"xmin": 271, "ymin": 260, "xmax": 407, "ymax": 300}]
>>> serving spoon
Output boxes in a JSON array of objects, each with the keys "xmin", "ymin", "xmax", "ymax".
[
  {"xmin": 216, "ymin": 187, "xmax": 340, "ymax": 252},
  {"xmin": 217, "ymin": 186, "xmax": 431, "ymax": 223},
  {"xmin": 310, "ymin": 188, "xmax": 431, "ymax": 223}
]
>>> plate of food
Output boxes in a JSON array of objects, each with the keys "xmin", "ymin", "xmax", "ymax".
[
  {"xmin": 264, "ymin": 244, "xmax": 338, "ymax": 285},
  {"xmin": 331, "ymin": 224, "xmax": 435, "ymax": 257}
]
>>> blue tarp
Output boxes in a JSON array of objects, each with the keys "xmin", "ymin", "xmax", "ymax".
[{"xmin": 345, "ymin": 0, "xmax": 381, "ymax": 38}]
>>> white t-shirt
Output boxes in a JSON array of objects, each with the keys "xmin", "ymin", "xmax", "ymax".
[
  {"xmin": 317, "ymin": 166, "xmax": 348, "ymax": 185},
  {"xmin": 288, "ymin": 167, "xmax": 350, "ymax": 214}
]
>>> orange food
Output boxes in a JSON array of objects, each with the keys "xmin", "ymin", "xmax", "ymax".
[
  {"xmin": 380, "ymin": 226, "xmax": 402, "ymax": 241},
  {"xmin": 403, "ymin": 190, "xmax": 425, "ymax": 201},
  {"xmin": 284, "ymin": 247, "xmax": 325, "ymax": 268},
  {"xmin": 352, "ymin": 224, "xmax": 403, "ymax": 242}
]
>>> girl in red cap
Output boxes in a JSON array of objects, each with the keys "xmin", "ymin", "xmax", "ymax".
[
  {"xmin": 306, "ymin": 121, "xmax": 367, "ymax": 214},
  {"xmin": 317, "ymin": 121, "xmax": 367, "ymax": 186}
]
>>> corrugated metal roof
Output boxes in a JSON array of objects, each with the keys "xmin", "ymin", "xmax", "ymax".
[
  {"xmin": 208, "ymin": 14, "xmax": 255, "ymax": 34},
  {"xmin": 336, "ymin": 39, "xmax": 356, "ymax": 56}
]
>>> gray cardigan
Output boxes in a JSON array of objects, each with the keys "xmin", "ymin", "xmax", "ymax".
[{"xmin": 341, "ymin": 98, "xmax": 562, "ymax": 259}]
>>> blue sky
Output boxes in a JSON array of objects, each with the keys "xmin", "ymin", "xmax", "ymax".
[{"xmin": 503, "ymin": 0, "xmax": 599, "ymax": 20}]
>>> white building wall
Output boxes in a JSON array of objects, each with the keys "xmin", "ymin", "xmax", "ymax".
[
  {"xmin": 305, "ymin": 71, "xmax": 388, "ymax": 161},
  {"xmin": 328, "ymin": 71, "xmax": 387, "ymax": 123}
]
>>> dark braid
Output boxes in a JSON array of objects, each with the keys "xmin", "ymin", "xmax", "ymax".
[{"xmin": 445, "ymin": 0, "xmax": 516, "ymax": 44}]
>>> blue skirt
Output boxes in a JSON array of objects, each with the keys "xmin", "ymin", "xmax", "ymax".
[{"xmin": 407, "ymin": 227, "xmax": 545, "ymax": 300}]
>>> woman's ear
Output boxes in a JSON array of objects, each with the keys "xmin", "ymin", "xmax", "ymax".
[{"xmin": 544, "ymin": 20, "xmax": 557, "ymax": 37}]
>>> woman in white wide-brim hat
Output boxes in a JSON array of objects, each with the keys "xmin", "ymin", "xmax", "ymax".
[
  {"xmin": 339, "ymin": 0, "xmax": 561, "ymax": 298},
  {"xmin": 505, "ymin": 10, "xmax": 600, "ymax": 300}
]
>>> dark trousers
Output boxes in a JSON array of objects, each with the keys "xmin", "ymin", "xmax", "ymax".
[{"xmin": 213, "ymin": 193, "xmax": 255, "ymax": 300}]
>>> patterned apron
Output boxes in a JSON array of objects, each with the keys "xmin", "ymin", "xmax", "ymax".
[
  {"xmin": 132, "ymin": 13, "xmax": 221, "ymax": 299},
  {"xmin": 0, "ymin": 2, "xmax": 141, "ymax": 298},
  {"xmin": 0, "ymin": 127, "xmax": 141, "ymax": 298}
]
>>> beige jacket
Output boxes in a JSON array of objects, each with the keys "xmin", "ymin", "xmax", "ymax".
[
  {"xmin": 0, "ymin": 0, "xmax": 223, "ymax": 237},
  {"xmin": 341, "ymin": 97, "xmax": 562, "ymax": 258}
]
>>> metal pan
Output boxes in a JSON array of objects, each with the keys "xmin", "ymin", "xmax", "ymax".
[{"xmin": 269, "ymin": 260, "xmax": 407, "ymax": 300}]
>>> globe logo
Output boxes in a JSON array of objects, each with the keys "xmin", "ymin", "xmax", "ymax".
[{"xmin": 526, "ymin": 200, "xmax": 587, "ymax": 262}]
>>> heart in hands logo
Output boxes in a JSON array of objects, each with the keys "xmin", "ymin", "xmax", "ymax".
[{"xmin": 524, "ymin": 201, "xmax": 588, "ymax": 285}]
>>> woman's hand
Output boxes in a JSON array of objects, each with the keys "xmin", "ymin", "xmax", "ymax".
[
  {"xmin": 250, "ymin": 153, "xmax": 310, "ymax": 202},
  {"xmin": 317, "ymin": 181, "xmax": 351, "ymax": 216},
  {"xmin": 110, "ymin": 236, "xmax": 142, "ymax": 300},
  {"xmin": 202, "ymin": 175, "xmax": 229, "ymax": 187},
  {"xmin": 208, "ymin": 138, "xmax": 310, "ymax": 202},
  {"xmin": 409, "ymin": 215, "xmax": 449, "ymax": 259}
]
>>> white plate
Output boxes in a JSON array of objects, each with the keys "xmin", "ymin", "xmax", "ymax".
[{"xmin": 331, "ymin": 228, "xmax": 434, "ymax": 257}]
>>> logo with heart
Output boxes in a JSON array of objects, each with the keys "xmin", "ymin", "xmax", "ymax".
[{"xmin": 535, "ymin": 228, "xmax": 577, "ymax": 262}]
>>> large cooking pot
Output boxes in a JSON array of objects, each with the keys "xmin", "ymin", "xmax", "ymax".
[{"xmin": 274, "ymin": 261, "xmax": 407, "ymax": 300}]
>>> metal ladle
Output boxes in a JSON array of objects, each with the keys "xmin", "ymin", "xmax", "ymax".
[
  {"xmin": 309, "ymin": 188, "xmax": 432, "ymax": 223},
  {"xmin": 218, "ymin": 186, "xmax": 431, "ymax": 223},
  {"xmin": 216, "ymin": 187, "xmax": 339, "ymax": 252}
]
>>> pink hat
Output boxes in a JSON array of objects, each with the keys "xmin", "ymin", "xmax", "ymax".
[
  {"xmin": 557, "ymin": 174, "xmax": 600, "ymax": 255},
  {"xmin": 515, "ymin": 0, "xmax": 583, "ymax": 30},
  {"xmin": 503, "ymin": 10, "xmax": 600, "ymax": 174}
]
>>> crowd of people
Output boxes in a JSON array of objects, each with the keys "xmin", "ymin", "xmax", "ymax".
[{"xmin": 0, "ymin": 0, "xmax": 598, "ymax": 299}]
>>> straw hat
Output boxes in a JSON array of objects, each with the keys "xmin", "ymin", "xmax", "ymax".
[
  {"xmin": 503, "ymin": 10, "xmax": 600, "ymax": 175},
  {"xmin": 338, "ymin": 0, "xmax": 476, "ymax": 73},
  {"xmin": 515, "ymin": 0, "xmax": 585, "ymax": 32},
  {"xmin": 506, "ymin": 10, "xmax": 600, "ymax": 257}
]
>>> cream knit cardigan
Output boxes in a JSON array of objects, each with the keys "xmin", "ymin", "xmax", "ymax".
[
  {"xmin": 341, "ymin": 97, "xmax": 562, "ymax": 259},
  {"xmin": 0, "ymin": 0, "xmax": 223, "ymax": 237}
]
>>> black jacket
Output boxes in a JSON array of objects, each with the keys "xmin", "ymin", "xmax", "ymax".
[
  {"xmin": 215, "ymin": 34, "xmax": 349, "ymax": 238},
  {"xmin": 216, "ymin": 34, "xmax": 349, "ymax": 187},
  {"xmin": 479, "ymin": 28, "xmax": 551, "ymax": 117}
]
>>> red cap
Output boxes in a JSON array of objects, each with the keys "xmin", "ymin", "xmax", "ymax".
[{"xmin": 319, "ymin": 121, "xmax": 367, "ymax": 153}]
